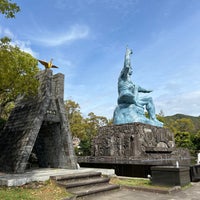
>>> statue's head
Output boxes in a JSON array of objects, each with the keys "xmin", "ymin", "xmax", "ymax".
[{"xmin": 126, "ymin": 47, "xmax": 133, "ymax": 56}]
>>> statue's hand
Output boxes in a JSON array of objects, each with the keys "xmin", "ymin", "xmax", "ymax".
[{"xmin": 144, "ymin": 90, "xmax": 152, "ymax": 93}]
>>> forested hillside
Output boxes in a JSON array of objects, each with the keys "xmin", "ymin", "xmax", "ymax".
[{"xmin": 163, "ymin": 114, "xmax": 200, "ymax": 133}]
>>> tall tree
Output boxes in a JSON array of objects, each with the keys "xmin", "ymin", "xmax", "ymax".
[
  {"xmin": 64, "ymin": 100, "xmax": 87, "ymax": 139},
  {"xmin": 85, "ymin": 112, "xmax": 108, "ymax": 136},
  {"xmin": 65, "ymin": 99, "xmax": 81, "ymax": 122},
  {"xmin": 64, "ymin": 100, "xmax": 110, "ymax": 155},
  {"xmin": 164, "ymin": 117, "xmax": 195, "ymax": 151},
  {"xmin": 0, "ymin": 0, "xmax": 20, "ymax": 18},
  {"xmin": 80, "ymin": 112, "xmax": 109, "ymax": 155},
  {"xmin": 0, "ymin": 37, "xmax": 39, "ymax": 118}
]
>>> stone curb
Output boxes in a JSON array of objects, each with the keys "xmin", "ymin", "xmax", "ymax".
[{"xmin": 120, "ymin": 185, "xmax": 181, "ymax": 194}]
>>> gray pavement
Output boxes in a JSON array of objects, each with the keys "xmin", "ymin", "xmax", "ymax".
[
  {"xmin": 1, "ymin": 168, "xmax": 200, "ymax": 200},
  {"xmin": 0, "ymin": 167, "xmax": 115, "ymax": 186},
  {"xmin": 85, "ymin": 182, "xmax": 200, "ymax": 200}
]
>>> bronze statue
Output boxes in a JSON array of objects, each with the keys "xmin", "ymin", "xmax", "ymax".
[{"xmin": 113, "ymin": 47, "xmax": 163, "ymax": 127}]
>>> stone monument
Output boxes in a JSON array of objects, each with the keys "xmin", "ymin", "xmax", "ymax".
[
  {"xmin": 78, "ymin": 48, "xmax": 190, "ymax": 178},
  {"xmin": 0, "ymin": 69, "xmax": 77, "ymax": 173}
]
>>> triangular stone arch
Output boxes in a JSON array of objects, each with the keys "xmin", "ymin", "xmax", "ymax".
[{"xmin": 0, "ymin": 70, "xmax": 77, "ymax": 173}]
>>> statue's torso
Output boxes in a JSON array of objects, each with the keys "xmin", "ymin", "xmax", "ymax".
[{"xmin": 118, "ymin": 78, "xmax": 136, "ymax": 104}]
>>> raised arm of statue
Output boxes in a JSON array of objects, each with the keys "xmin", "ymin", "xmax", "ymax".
[
  {"xmin": 124, "ymin": 47, "xmax": 133, "ymax": 68},
  {"xmin": 119, "ymin": 66, "xmax": 130, "ymax": 80},
  {"xmin": 119, "ymin": 47, "xmax": 133, "ymax": 80}
]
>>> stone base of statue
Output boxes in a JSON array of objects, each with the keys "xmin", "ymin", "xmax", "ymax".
[{"xmin": 78, "ymin": 123, "xmax": 190, "ymax": 177}]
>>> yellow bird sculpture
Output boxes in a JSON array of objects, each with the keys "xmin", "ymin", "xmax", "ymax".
[{"xmin": 38, "ymin": 58, "xmax": 59, "ymax": 69}]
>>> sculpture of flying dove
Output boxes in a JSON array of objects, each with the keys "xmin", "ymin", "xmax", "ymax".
[{"xmin": 38, "ymin": 58, "xmax": 59, "ymax": 69}]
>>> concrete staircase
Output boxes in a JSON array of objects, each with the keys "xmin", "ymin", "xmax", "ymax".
[{"xmin": 51, "ymin": 171, "xmax": 120, "ymax": 199}]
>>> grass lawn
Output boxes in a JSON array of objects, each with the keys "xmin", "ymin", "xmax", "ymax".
[
  {"xmin": 110, "ymin": 177, "xmax": 171, "ymax": 190},
  {"xmin": 110, "ymin": 177, "xmax": 191, "ymax": 191},
  {"xmin": 0, "ymin": 180, "xmax": 73, "ymax": 200}
]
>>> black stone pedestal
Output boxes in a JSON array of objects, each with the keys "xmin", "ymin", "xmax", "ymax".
[
  {"xmin": 151, "ymin": 166, "xmax": 190, "ymax": 187},
  {"xmin": 190, "ymin": 164, "xmax": 200, "ymax": 182}
]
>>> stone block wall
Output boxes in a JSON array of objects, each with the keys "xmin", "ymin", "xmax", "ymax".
[
  {"xmin": 91, "ymin": 123, "xmax": 190, "ymax": 165},
  {"xmin": 92, "ymin": 123, "xmax": 175, "ymax": 157}
]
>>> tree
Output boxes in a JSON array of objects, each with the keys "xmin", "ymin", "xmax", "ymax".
[
  {"xmin": 65, "ymin": 99, "xmax": 81, "ymax": 121},
  {"xmin": 0, "ymin": 0, "xmax": 20, "ymax": 18},
  {"xmin": 0, "ymin": 37, "xmax": 39, "ymax": 118},
  {"xmin": 64, "ymin": 100, "xmax": 110, "ymax": 156},
  {"xmin": 164, "ymin": 118, "xmax": 195, "ymax": 150},
  {"xmin": 175, "ymin": 118, "xmax": 195, "ymax": 133},
  {"xmin": 156, "ymin": 114, "xmax": 165, "ymax": 124},
  {"xmin": 174, "ymin": 131, "xmax": 192, "ymax": 149},
  {"xmin": 191, "ymin": 131, "xmax": 200, "ymax": 151},
  {"xmin": 85, "ymin": 112, "xmax": 109, "ymax": 137},
  {"xmin": 64, "ymin": 100, "xmax": 87, "ymax": 140},
  {"xmin": 168, "ymin": 118, "xmax": 195, "ymax": 133},
  {"xmin": 158, "ymin": 110, "xmax": 165, "ymax": 117},
  {"xmin": 79, "ymin": 112, "xmax": 109, "ymax": 155}
]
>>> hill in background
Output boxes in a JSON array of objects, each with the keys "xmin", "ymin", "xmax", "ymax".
[{"xmin": 163, "ymin": 114, "xmax": 200, "ymax": 133}]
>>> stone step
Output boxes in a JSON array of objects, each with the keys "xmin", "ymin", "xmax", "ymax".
[
  {"xmin": 50, "ymin": 171, "xmax": 102, "ymax": 181},
  {"xmin": 58, "ymin": 177, "xmax": 110, "ymax": 189},
  {"xmin": 52, "ymin": 171, "xmax": 120, "ymax": 199},
  {"xmin": 71, "ymin": 183, "xmax": 120, "ymax": 198}
]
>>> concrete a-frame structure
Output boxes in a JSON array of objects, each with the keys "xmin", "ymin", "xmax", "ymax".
[{"xmin": 0, "ymin": 70, "xmax": 77, "ymax": 173}]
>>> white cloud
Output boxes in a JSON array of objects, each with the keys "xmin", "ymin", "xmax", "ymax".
[
  {"xmin": 11, "ymin": 40, "xmax": 38, "ymax": 57},
  {"xmin": 0, "ymin": 26, "xmax": 13, "ymax": 38},
  {"xmin": 31, "ymin": 24, "xmax": 90, "ymax": 47},
  {"xmin": 3, "ymin": 28, "xmax": 14, "ymax": 38},
  {"xmin": 0, "ymin": 26, "xmax": 38, "ymax": 57},
  {"xmin": 156, "ymin": 90, "xmax": 200, "ymax": 117}
]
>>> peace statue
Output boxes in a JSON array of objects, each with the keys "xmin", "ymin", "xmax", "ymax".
[{"xmin": 113, "ymin": 47, "xmax": 163, "ymax": 127}]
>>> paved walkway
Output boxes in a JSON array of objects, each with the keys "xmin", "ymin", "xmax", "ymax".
[
  {"xmin": 0, "ymin": 168, "xmax": 115, "ymax": 186},
  {"xmin": 1, "ymin": 168, "xmax": 200, "ymax": 200},
  {"xmin": 86, "ymin": 182, "xmax": 200, "ymax": 200}
]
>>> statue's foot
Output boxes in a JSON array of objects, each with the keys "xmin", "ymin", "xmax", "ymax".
[{"xmin": 152, "ymin": 118, "xmax": 163, "ymax": 127}]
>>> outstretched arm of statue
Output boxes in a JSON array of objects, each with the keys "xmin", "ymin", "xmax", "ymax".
[{"xmin": 138, "ymin": 86, "xmax": 152, "ymax": 93}]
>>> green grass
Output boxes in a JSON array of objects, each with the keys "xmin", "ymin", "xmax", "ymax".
[
  {"xmin": 0, "ymin": 180, "xmax": 73, "ymax": 200},
  {"xmin": 110, "ymin": 177, "xmax": 171, "ymax": 190},
  {"xmin": 110, "ymin": 177, "xmax": 191, "ymax": 191},
  {"xmin": 0, "ymin": 187, "xmax": 34, "ymax": 200},
  {"xmin": 110, "ymin": 177, "xmax": 151, "ymax": 187}
]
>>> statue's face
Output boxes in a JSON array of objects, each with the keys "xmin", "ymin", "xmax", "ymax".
[{"xmin": 129, "ymin": 67, "xmax": 133, "ymax": 75}]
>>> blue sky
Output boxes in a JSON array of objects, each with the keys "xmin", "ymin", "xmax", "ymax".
[{"xmin": 1, "ymin": 0, "xmax": 200, "ymax": 118}]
